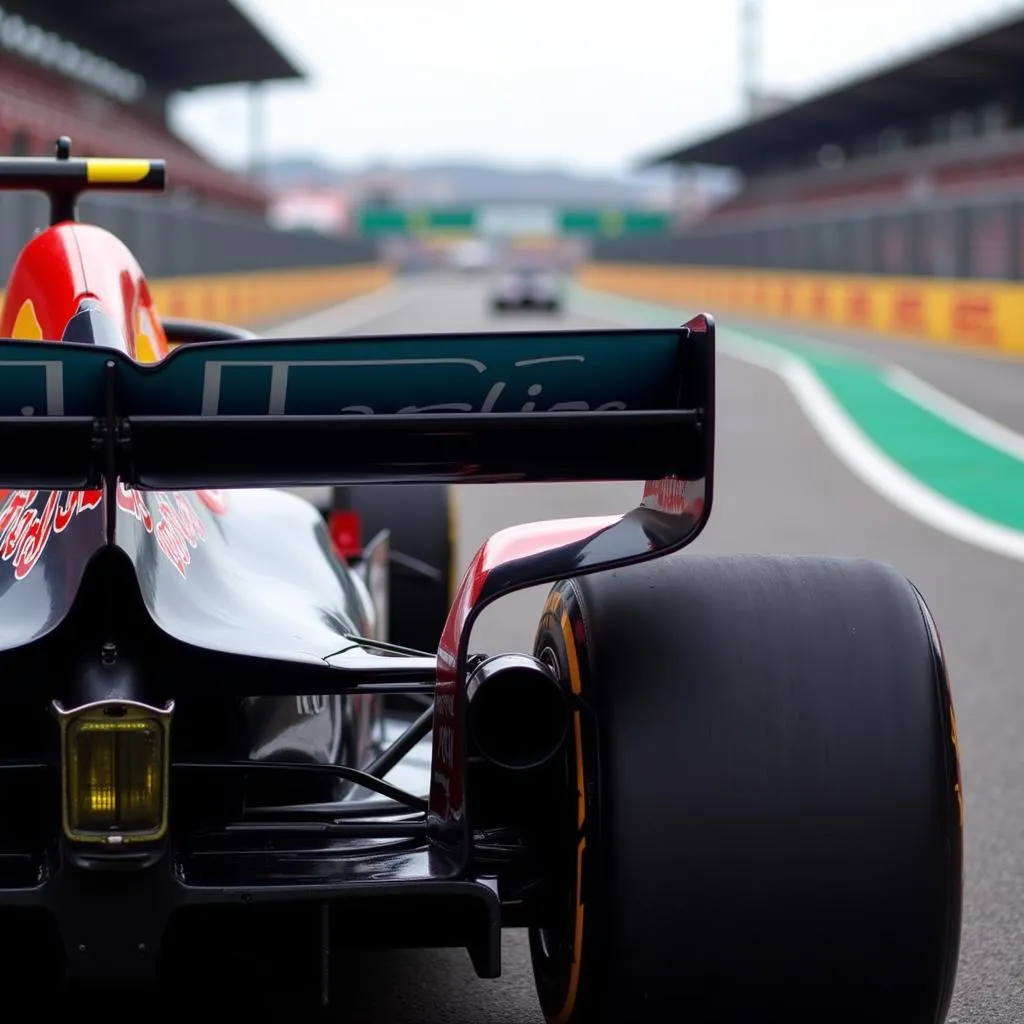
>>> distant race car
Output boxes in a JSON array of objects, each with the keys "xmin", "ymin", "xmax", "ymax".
[
  {"xmin": 0, "ymin": 138, "xmax": 963, "ymax": 1021},
  {"xmin": 490, "ymin": 266, "xmax": 563, "ymax": 312}
]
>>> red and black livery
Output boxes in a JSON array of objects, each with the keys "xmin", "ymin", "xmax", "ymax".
[{"xmin": 0, "ymin": 140, "xmax": 961, "ymax": 1023}]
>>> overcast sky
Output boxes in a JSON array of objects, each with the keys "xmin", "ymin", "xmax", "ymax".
[{"xmin": 168, "ymin": 0, "xmax": 1024, "ymax": 175}]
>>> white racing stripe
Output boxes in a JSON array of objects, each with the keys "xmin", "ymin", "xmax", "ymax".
[
  {"xmin": 723, "ymin": 329, "xmax": 1024, "ymax": 562},
  {"xmin": 884, "ymin": 365, "xmax": 1024, "ymax": 463}
]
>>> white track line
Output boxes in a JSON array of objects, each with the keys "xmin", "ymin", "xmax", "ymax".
[
  {"xmin": 722, "ymin": 330, "xmax": 1024, "ymax": 562},
  {"xmin": 884, "ymin": 366, "xmax": 1024, "ymax": 463}
]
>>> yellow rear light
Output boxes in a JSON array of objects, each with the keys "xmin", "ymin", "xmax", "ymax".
[{"xmin": 53, "ymin": 699, "xmax": 174, "ymax": 845}]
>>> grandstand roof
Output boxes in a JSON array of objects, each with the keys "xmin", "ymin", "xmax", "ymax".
[
  {"xmin": 0, "ymin": 0, "xmax": 303, "ymax": 92},
  {"xmin": 640, "ymin": 9, "xmax": 1024, "ymax": 174}
]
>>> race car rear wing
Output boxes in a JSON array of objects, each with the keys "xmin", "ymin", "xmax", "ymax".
[{"xmin": 0, "ymin": 318, "xmax": 713, "ymax": 491}]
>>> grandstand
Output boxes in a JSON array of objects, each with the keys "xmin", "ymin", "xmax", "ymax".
[
  {"xmin": 624, "ymin": 8, "xmax": 1024, "ymax": 280},
  {"xmin": 0, "ymin": 1, "xmax": 302, "ymax": 215}
]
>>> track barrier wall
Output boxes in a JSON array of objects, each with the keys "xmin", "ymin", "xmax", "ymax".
[
  {"xmin": 0, "ymin": 262, "xmax": 391, "ymax": 329},
  {"xmin": 0, "ymin": 191, "xmax": 389, "ymax": 327},
  {"xmin": 577, "ymin": 263, "xmax": 1024, "ymax": 356},
  {"xmin": 147, "ymin": 264, "xmax": 391, "ymax": 327}
]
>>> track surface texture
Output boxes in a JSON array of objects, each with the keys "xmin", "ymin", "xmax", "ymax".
[{"xmin": 263, "ymin": 272, "xmax": 1017, "ymax": 1023}]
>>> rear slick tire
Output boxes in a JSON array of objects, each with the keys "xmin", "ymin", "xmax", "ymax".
[{"xmin": 529, "ymin": 554, "xmax": 962, "ymax": 1024}]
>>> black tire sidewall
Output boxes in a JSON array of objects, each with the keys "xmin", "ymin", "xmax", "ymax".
[{"xmin": 528, "ymin": 581, "xmax": 605, "ymax": 1024}]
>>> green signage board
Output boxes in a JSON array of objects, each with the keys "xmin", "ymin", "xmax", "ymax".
[
  {"xmin": 356, "ymin": 206, "xmax": 671, "ymax": 237},
  {"xmin": 358, "ymin": 209, "xmax": 407, "ymax": 234},
  {"xmin": 559, "ymin": 209, "xmax": 672, "ymax": 236},
  {"xmin": 357, "ymin": 208, "xmax": 476, "ymax": 235}
]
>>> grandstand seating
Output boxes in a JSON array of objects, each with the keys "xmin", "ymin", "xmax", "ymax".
[
  {"xmin": 0, "ymin": 53, "xmax": 266, "ymax": 214},
  {"xmin": 703, "ymin": 144, "xmax": 1024, "ymax": 226}
]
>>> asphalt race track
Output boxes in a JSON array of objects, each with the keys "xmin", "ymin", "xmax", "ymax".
[{"xmin": 267, "ymin": 272, "xmax": 1022, "ymax": 1023}]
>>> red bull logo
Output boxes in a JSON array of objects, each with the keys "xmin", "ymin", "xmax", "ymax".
[
  {"xmin": 0, "ymin": 485, "xmax": 216, "ymax": 581},
  {"xmin": 0, "ymin": 489, "xmax": 103, "ymax": 580}
]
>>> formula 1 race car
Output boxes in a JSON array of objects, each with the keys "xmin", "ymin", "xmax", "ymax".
[
  {"xmin": 0, "ymin": 140, "xmax": 962, "ymax": 1022},
  {"xmin": 490, "ymin": 265, "xmax": 564, "ymax": 312}
]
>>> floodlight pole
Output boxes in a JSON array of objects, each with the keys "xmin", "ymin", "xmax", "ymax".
[
  {"xmin": 741, "ymin": 0, "xmax": 762, "ymax": 117},
  {"xmin": 248, "ymin": 81, "xmax": 265, "ymax": 184}
]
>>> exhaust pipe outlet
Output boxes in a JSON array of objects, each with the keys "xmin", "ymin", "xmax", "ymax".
[{"xmin": 466, "ymin": 653, "xmax": 569, "ymax": 771}]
